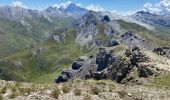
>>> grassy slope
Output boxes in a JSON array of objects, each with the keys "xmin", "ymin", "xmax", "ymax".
[
  {"xmin": 154, "ymin": 25, "xmax": 170, "ymax": 39},
  {"xmin": 0, "ymin": 15, "xmax": 73, "ymax": 57},
  {"xmin": 0, "ymin": 26, "xmax": 91, "ymax": 83},
  {"xmin": 0, "ymin": 38, "xmax": 88, "ymax": 83},
  {"xmin": 117, "ymin": 19, "xmax": 170, "ymax": 47},
  {"xmin": 151, "ymin": 74, "xmax": 170, "ymax": 88}
]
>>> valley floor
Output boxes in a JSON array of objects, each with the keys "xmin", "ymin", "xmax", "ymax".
[{"xmin": 0, "ymin": 79, "xmax": 170, "ymax": 100}]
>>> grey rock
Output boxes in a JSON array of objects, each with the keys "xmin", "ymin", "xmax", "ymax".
[
  {"xmin": 96, "ymin": 48, "xmax": 116, "ymax": 71},
  {"xmin": 107, "ymin": 57, "xmax": 131, "ymax": 83},
  {"xmin": 72, "ymin": 56, "xmax": 88, "ymax": 70},
  {"xmin": 108, "ymin": 38, "xmax": 119, "ymax": 47},
  {"xmin": 56, "ymin": 70, "xmax": 75, "ymax": 83}
]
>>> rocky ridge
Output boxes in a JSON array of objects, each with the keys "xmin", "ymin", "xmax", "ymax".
[
  {"xmin": 131, "ymin": 11, "xmax": 170, "ymax": 27},
  {"xmin": 56, "ymin": 46, "xmax": 166, "ymax": 84}
]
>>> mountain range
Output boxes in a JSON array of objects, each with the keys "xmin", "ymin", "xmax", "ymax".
[
  {"xmin": 0, "ymin": 2, "xmax": 170, "ymax": 83},
  {"xmin": 0, "ymin": 2, "xmax": 170, "ymax": 100}
]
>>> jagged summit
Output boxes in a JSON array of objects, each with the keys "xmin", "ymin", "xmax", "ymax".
[{"xmin": 44, "ymin": 2, "xmax": 88, "ymax": 17}]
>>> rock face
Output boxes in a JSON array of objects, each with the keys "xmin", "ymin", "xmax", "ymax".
[
  {"xmin": 56, "ymin": 46, "xmax": 161, "ymax": 84},
  {"xmin": 54, "ymin": 11, "xmax": 118, "ymax": 47}
]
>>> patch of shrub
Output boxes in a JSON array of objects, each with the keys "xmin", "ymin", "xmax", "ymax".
[
  {"xmin": 83, "ymin": 94, "xmax": 91, "ymax": 100},
  {"xmin": 10, "ymin": 86, "xmax": 17, "ymax": 92},
  {"xmin": 0, "ymin": 87, "xmax": 7, "ymax": 94},
  {"xmin": 90, "ymin": 86, "xmax": 100, "ymax": 95},
  {"xmin": 62, "ymin": 84, "xmax": 70, "ymax": 93},
  {"xmin": 50, "ymin": 88, "xmax": 60, "ymax": 99},
  {"xmin": 117, "ymin": 91, "xmax": 127, "ymax": 98},
  {"xmin": 95, "ymin": 80, "xmax": 107, "ymax": 85},
  {"xmin": 0, "ymin": 95, "xmax": 3, "ymax": 100},
  {"xmin": 15, "ymin": 82, "xmax": 22, "ymax": 88},
  {"xmin": 8, "ymin": 93, "xmax": 17, "ymax": 99},
  {"xmin": 18, "ymin": 87, "xmax": 32, "ymax": 95},
  {"xmin": 74, "ymin": 88, "xmax": 81, "ymax": 96}
]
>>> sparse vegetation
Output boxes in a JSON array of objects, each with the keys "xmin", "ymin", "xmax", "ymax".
[
  {"xmin": 0, "ymin": 87, "xmax": 7, "ymax": 94},
  {"xmin": 150, "ymin": 73, "xmax": 170, "ymax": 89},
  {"xmin": 50, "ymin": 88, "xmax": 60, "ymax": 99},
  {"xmin": 0, "ymin": 95, "xmax": 3, "ymax": 100},
  {"xmin": 83, "ymin": 94, "xmax": 91, "ymax": 100},
  {"xmin": 18, "ymin": 87, "xmax": 33, "ymax": 95},
  {"xmin": 15, "ymin": 82, "xmax": 22, "ymax": 88},
  {"xmin": 117, "ymin": 91, "xmax": 127, "ymax": 98},
  {"xmin": 62, "ymin": 84, "xmax": 71, "ymax": 93},
  {"xmin": 74, "ymin": 88, "xmax": 81, "ymax": 96},
  {"xmin": 90, "ymin": 86, "xmax": 100, "ymax": 95},
  {"xmin": 95, "ymin": 80, "xmax": 107, "ymax": 85},
  {"xmin": 8, "ymin": 93, "xmax": 17, "ymax": 99}
]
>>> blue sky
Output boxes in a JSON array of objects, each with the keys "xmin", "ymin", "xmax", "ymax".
[{"xmin": 0, "ymin": 0, "xmax": 164, "ymax": 13}]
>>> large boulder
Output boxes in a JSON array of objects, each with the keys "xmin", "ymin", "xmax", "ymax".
[
  {"xmin": 72, "ymin": 56, "xmax": 88, "ymax": 70},
  {"xmin": 56, "ymin": 70, "xmax": 75, "ymax": 83}
]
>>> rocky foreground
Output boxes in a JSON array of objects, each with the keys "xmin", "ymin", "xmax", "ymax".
[{"xmin": 0, "ymin": 79, "xmax": 170, "ymax": 100}]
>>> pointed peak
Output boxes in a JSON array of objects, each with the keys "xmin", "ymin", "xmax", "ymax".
[{"xmin": 53, "ymin": 1, "xmax": 73, "ymax": 9}]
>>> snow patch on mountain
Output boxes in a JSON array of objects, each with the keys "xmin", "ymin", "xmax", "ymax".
[
  {"xmin": 86, "ymin": 4, "xmax": 105, "ymax": 12},
  {"xmin": 53, "ymin": 1, "xmax": 72, "ymax": 9}
]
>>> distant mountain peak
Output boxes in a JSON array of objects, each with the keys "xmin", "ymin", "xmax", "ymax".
[
  {"xmin": 64, "ymin": 3, "xmax": 87, "ymax": 15},
  {"xmin": 53, "ymin": 1, "xmax": 73, "ymax": 9},
  {"xmin": 132, "ymin": 10, "xmax": 170, "ymax": 27},
  {"xmin": 43, "ymin": 3, "xmax": 87, "ymax": 17}
]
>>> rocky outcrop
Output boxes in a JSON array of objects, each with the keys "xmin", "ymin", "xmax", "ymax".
[
  {"xmin": 153, "ymin": 47, "xmax": 170, "ymax": 59},
  {"xmin": 101, "ymin": 15, "xmax": 110, "ymax": 22},
  {"xmin": 107, "ymin": 57, "xmax": 132, "ymax": 83},
  {"xmin": 96, "ymin": 48, "xmax": 116, "ymax": 71},
  {"xmin": 126, "ymin": 46, "xmax": 150, "ymax": 66},
  {"xmin": 56, "ymin": 46, "xmax": 162, "ymax": 84},
  {"xmin": 121, "ymin": 31, "xmax": 155, "ymax": 50},
  {"xmin": 108, "ymin": 39, "xmax": 119, "ymax": 47}
]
